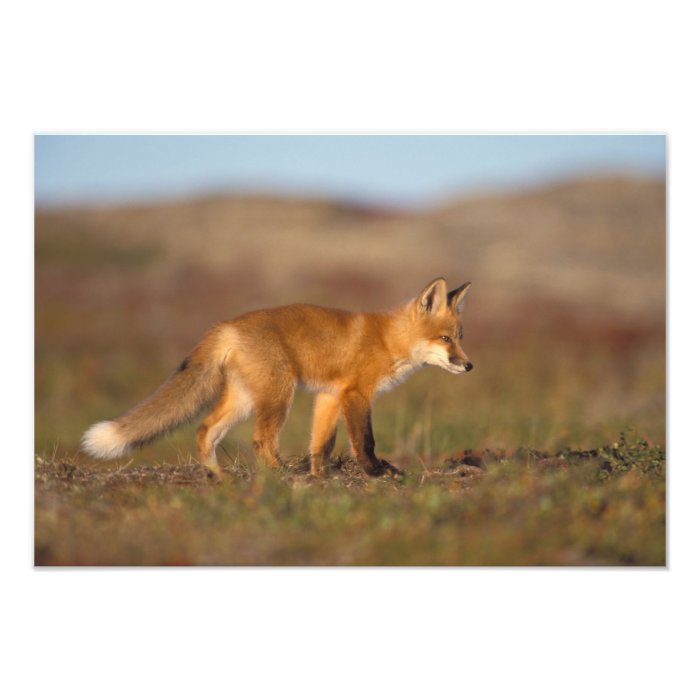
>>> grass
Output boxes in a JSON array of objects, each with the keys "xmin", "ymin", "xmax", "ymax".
[
  {"xmin": 34, "ymin": 433, "xmax": 665, "ymax": 566},
  {"xmin": 34, "ymin": 281, "xmax": 665, "ymax": 567},
  {"xmin": 35, "ymin": 326, "xmax": 665, "ymax": 461},
  {"xmin": 34, "ymin": 185, "xmax": 665, "ymax": 566}
]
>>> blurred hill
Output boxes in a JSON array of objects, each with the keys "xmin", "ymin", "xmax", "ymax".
[{"xmin": 36, "ymin": 175, "xmax": 665, "ymax": 324}]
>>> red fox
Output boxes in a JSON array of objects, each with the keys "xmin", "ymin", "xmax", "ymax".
[{"xmin": 81, "ymin": 278, "xmax": 473, "ymax": 478}]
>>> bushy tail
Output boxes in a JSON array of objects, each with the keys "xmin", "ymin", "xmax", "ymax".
[{"xmin": 81, "ymin": 352, "xmax": 224, "ymax": 460}]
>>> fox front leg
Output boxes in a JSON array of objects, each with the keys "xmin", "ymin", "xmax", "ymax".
[{"xmin": 340, "ymin": 390, "xmax": 402, "ymax": 478}]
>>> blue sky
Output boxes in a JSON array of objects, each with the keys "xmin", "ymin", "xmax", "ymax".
[{"xmin": 34, "ymin": 135, "xmax": 665, "ymax": 209}]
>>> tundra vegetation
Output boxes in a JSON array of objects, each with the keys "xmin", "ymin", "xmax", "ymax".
[{"xmin": 35, "ymin": 177, "xmax": 665, "ymax": 565}]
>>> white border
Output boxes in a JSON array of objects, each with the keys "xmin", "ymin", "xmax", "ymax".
[{"xmin": 6, "ymin": 2, "xmax": 699, "ymax": 698}]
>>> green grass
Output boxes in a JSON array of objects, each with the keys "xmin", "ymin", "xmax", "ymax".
[
  {"xmin": 35, "ymin": 334, "xmax": 665, "ymax": 463},
  {"xmin": 35, "ymin": 303, "xmax": 665, "ymax": 567},
  {"xmin": 34, "ymin": 435, "xmax": 665, "ymax": 566}
]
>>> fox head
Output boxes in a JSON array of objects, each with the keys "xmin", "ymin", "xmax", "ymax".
[{"xmin": 408, "ymin": 278, "xmax": 473, "ymax": 374}]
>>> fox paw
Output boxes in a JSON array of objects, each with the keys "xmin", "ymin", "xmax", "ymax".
[
  {"xmin": 380, "ymin": 460, "xmax": 404, "ymax": 480},
  {"xmin": 203, "ymin": 466, "xmax": 224, "ymax": 483},
  {"xmin": 365, "ymin": 460, "xmax": 404, "ymax": 479}
]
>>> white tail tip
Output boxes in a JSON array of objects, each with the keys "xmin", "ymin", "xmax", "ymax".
[{"xmin": 81, "ymin": 421, "xmax": 129, "ymax": 460}]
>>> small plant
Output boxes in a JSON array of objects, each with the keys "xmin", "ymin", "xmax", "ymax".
[{"xmin": 558, "ymin": 431, "xmax": 665, "ymax": 481}]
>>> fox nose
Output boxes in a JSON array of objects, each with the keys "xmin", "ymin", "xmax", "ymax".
[{"xmin": 464, "ymin": 361, "xmax": 474, "ymax": 372}]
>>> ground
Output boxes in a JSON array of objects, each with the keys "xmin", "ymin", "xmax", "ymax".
[{"xmin": 35, "ymin": 434, "xmax": 665, "ymax": 566}]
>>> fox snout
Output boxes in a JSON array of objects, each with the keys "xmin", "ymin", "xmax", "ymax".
[{"xmin": 450, "ymin": 356, "xmax": 474, "ymax": 372}]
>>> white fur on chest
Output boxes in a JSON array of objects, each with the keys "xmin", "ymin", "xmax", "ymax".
[{"xmin": 375, "ymin": 358, "xmax": 420, "ymax": 395}]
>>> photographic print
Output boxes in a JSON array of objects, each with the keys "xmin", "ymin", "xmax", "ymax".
[{"xmin": 34, "ymin": 134, "xmax": 666, "ymax": 566}]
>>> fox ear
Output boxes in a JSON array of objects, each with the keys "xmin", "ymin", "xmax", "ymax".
[
  {"xmin": 416, "ymin": 278, "xmax": 448, "ymax": 315},
  {"xmin": 447, "ymin": 282, "xmax": 471, "ymax": 314}
]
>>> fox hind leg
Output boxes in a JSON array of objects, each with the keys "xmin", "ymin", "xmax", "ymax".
[
  {"xmin": 252, "ymin": 386, "xmax": 295, "ymax": 467},
  {"xmin": 196, "ymin": 377, "xmax": 252, "ymax": 478},
  {"xmin": 309, "ymin": 393, "xmax": 341, "ymax": 476}
]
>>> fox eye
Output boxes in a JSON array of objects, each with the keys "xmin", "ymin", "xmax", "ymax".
[{"xmin": 440, "ymin": 335, "xmax": 452, "ymax": 343}]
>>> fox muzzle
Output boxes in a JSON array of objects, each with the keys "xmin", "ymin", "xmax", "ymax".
[{"xmin": 450, "ymin": 357, "xmax": 473, "ymax": 372}]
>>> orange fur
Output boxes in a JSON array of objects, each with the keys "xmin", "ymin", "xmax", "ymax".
[{"xmin": 81, "ymin": 278, "xmax": 473, "ymax": 478}]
